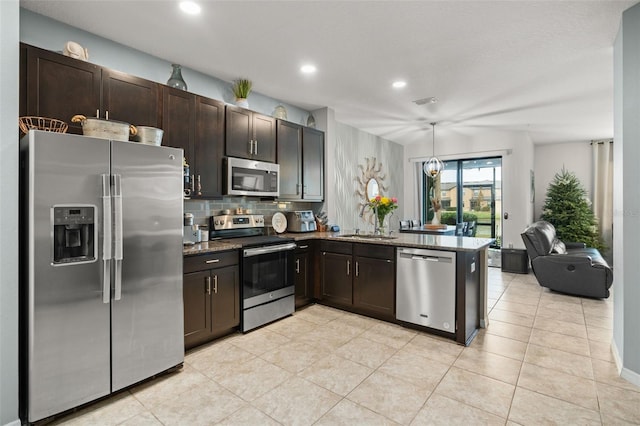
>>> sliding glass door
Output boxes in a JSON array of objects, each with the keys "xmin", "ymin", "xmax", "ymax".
[{"xmin": 424, "ymin": 156, "xmax": 502, "ymax": 247}]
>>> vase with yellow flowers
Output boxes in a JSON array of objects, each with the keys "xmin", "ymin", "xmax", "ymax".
[{"xmin": 368, "ymin": 195, "xmax": 398, "ymax": 234}]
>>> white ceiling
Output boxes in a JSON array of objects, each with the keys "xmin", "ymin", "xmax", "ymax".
[{"xmin": 20, "ymin": 0, "xmax": 636, "ymax": 146}]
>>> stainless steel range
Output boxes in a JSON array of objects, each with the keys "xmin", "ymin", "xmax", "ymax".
[{"xmin": 210, "ymin": 214, "xmax": 296, "ymax": 332}]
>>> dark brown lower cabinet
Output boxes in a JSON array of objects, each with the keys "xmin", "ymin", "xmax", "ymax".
[
  {"xmin": 183, "ymin": 251, "xmax": 239, "ymax": 349},
  {"xmin": 353, "ymin": 254, "xmax": 395, "ymax": 319},
  {"xmin": 294, "ymin": 241, "xmax": 315, "ymax": 309},
  {"xmin": 320, "ymin": 251, "xmax": 353, "ymax": 307},
  {"xmin": 319, "ymin": 241, "xmax": 395, "ymax": 321}
]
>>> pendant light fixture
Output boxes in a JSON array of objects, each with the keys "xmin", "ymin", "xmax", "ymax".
[{"xmin": 424, "ymin": 122, "xmax": 444, "ymax": 178}]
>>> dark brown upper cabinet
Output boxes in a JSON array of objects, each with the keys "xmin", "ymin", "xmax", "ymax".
[
  {"xmin": 225, "ymin": 105, "xmax": 276, "ymax": 163},
  {"xmin": 162, "ymin": 87, "xmax": 225, "ymax": 198},
  {"xmin": 277, "ymin": 121, "xmax": 324, "ymax": 201},
  {"xmin": 23, "ymin": 43, "xmax": 101, "ymax": 135},
  {"xmin": 22, "ymin": 43, "xmax": 159, "ymax": 135}
]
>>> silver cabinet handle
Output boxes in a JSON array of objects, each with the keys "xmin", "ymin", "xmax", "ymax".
[
  {"xmin": 96, "ymin": 109, "xmax": 100, "ymax": 118},
  {"xmin": 255, "ymin": 140, "xmax": 258, "ymax": 155},
  {"xmin": 190, "ymin": 174, "xmax": 195, "ymax": 192},
  {"xmin": 355, "ymin": 261, "xmax": 359, "ymax": 277},
  {"xmin": 196, "ymin": 175, "xmax": 201, "ymax": 196},
  {"xmin": 298, "ymin": 245, "xmax": 309, "ymax": 249},
  {"xmin": 101, "ymin": 174, "xmax": 112, "ymax": 304},
  {"xmin": 296, "ymin": 183, "xmax": 301, "ymax": 195},
  {"xmin": 249, "ymin": 140, "xmax": 254, "ymax": 155},
  {"xmin": 347, "ymin": 260, "xmax": 351, "ymax": 276},
  {"xmin": 206, "ymin": 276, "xmax": 211, "ymax": 295},
  {"xmin": 213, "ymin": 275, "xmax": 218, "ymax": 294},
  {"xmin": 105, "ymin": 110, "xmax": 109, "ymax": 120},
  {"xmin": 112, "ymin": 174, "xmax": 123, "ymax": 301},
  {"xmin": 295, "ymin": 258, "xmax": 300, "ymax": 274},
  {"xmin": 205, "ymin": 259, "xmax": 220, "ymax": 264}
]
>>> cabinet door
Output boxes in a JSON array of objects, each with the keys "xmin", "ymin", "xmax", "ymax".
[
  {"xmin": 211, "ymin": 265, "xmax": 240, "ymax": 334},
  {"xmin": 294, "ymin": 250, "xmax": 311, "ymax": 308},
  {"xmin": 102, "ymin": 69, "xmax": 160, "ymax": 127},
  {"xmin": 225, "ymin": 106, "xmax": 252, "ymax": 159},
  {"xmin": 25, "ymin": 44, "xmax": 101, "ymax": 135},
  {"xmin": 302, "ymin": 127, "xmax": 324, "ymax": 201},
  {"xmin": 183, "ymin": 270, "xmax": 212, "ymax": 348},
  {"xmin": 353, "ymin": 255, "xmax": 395, "ymax": 320},
  {"xmin": 162, "ymin": 87, "xmax": 195, "ymax": 163},
  {"xmin": 252, "ymin": 113, "xmax": 276, "ymax": 162},
  {"xmin": 194, "ymin": 96, "xmax": 225, "ymax": 197},
  {"xmin": 320, "ymin": 252, "xmax": 353, "ymax": 306},
  {"xmin": 277, "ymin": 120, "xmax": 302, "ymax": 200}
]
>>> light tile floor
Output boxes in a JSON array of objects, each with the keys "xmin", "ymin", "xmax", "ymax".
[{"xmin": 52, "ymin": 269, "xmax": 639, "ymax": 425}]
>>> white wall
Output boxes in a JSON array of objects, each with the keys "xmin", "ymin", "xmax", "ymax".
[
  {"xmin": 403, "ymin": 129, "xmax": 534, "ymax": 249},
  {"xmin": 533, "ymin": 142, "xmax": 592, "ymax": 220},
  {"xmin": 332, "ymin": 123, "xmax": 404, "ymax": 233},
  {"xmin": 19, "ymin": 9, "xmax": 311, "ymax": 126},
  {"xmin": 613, "ymin": 3, "xmax": 640, "ymax": 385},
  {"xmin": 0, "ymin": 1, "xmax": 20, "ymax": 424}
]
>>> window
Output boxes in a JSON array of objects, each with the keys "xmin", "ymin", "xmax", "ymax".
[{"xmin": 423, "ymin": 156, "xmax": 502, "ymax": 247}]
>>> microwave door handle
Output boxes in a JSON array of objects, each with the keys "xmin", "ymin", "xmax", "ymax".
[
  {"xmin": 113, "ymin": 174, "xmax": 123, "ymax": 301},
  {"xmin": 102, "ymin": 174, "xmax": 111, "ymax": 304}
]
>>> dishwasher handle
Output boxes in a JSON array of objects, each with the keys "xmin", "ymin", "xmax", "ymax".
[{"xmin": 399, "ymin": 251, "xmax": 453, "ymax": 263}]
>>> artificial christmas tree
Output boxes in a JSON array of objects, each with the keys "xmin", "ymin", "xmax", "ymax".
[{"xmin": 541, "ymin": 168, "xmax": 604, "ymax": 250}]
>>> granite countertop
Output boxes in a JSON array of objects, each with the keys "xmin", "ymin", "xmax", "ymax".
[
  {"xmin": 184, "ymin": 231, "xmax": 494, "ymax": 256},
  {"xmin": 182, "ymin": 240, "xmax": 241, "ymax": 256}
]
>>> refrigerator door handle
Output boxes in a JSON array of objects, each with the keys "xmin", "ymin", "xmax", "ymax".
[
  {"xmin": 113, "ymin": 174, "xmax": 123, "ymax": 301},
  {"xmin": 102, "ymin": 174, "xmax": 112, "ymax": 304}
]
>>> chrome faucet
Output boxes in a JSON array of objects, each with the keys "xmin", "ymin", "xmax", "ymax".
[
  {"xmin": 359, "ymin": 204, "xmax": 367, "ymax": 218},
  {"xmin": 373, "ymin": 205, "xmax": 381, "ymax": 235},
  {"xmin": 360, "ymin": 203, "xmax": 382, "ymax": 235}
]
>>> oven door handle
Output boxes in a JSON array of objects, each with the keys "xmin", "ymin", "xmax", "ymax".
[{"xmin": 243, "ymin": 242, "xmax": 297, "ymax": 257}]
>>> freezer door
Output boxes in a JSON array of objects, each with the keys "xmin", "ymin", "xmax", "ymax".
[
  {"xmin": 110, "ymin": 141, "xmax": 184, "ymax": 391},
  {"xmin": 22, "ymin": 131, "xmax": 111, "ymax": 422}
]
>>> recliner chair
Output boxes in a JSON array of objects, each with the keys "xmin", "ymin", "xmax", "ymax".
[{"xmin": 521, "ymin": 221, "xmax": 612, "ymax": 298}]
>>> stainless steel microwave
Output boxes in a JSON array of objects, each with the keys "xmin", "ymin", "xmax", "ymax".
[{"xmin": 225, "ymin": 157, "xmax": 280, "ymax": 197}]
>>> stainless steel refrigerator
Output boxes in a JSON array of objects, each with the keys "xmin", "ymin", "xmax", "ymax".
[{"xmin": 20, "ymin": 130, "xmax": 184, "ymax": 423}]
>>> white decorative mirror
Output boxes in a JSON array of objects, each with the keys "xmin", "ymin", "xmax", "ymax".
[
  {"xmin": 366, "ymin": 178, "xmax": 379, "ymax": 200},
  {"xmin": 356, "ymin": 157, "xmax": 389, "ymax": 224}
]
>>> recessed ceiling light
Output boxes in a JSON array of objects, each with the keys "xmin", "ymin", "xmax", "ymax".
[
  {"xmin": 392, "ymin": 81, "xmax": 407, "ymax": 89},
  {"xmin": 300, "ymin": 64, "xmax": 317, "ymax": 74},
  {"xmin": 179, "ymin": 1, "xmax": 201, "ymax": 15}
]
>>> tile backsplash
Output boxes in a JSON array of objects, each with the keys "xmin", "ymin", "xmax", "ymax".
[{"xmin": 184, "ymin": 197, "xmax": 323, "ymax": 231}]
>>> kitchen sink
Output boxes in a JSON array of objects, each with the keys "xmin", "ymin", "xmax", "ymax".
[{"xmin": 335, "ymin": 234, "xmax": 398, "ymax": 240}]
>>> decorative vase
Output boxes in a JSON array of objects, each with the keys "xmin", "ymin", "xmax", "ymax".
[
  {"xmin": 307, "ymin": 114, "xmax": 316, "ymax": 128},
  {"xmin": 235, "ymin": 98, "xmax": 249, "ymax": 108},
  {"xmin": 431, "ymin": 212, "xmax": 440, "ymax": 225},
  {"xmin": 167, "ymin": 64, "xmax": 187, "ymax": 91},
  {"xmin": 273, "ymin": 104, "xmax": 287, "ymax": 119},
  {"xmin": 377, "ymin": 212, "xmax": 388, "ymax": 234}
]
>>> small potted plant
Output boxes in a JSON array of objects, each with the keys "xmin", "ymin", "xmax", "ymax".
[{"xmin": 232, "ymin": 78, "xmax": 252, "ymax": 108}]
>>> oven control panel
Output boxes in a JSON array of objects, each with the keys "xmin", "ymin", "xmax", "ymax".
[{"xmin": 212, "ymin": 214, "xmax": 265, "ymax": 230}]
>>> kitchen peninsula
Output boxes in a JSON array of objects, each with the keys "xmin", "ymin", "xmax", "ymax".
[{"xmin": 184, "ymin": 232, "xmax": 494, "ymax": 346}]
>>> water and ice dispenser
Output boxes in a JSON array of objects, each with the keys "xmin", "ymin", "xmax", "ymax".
[{"xmin": 52, "ymin": 205, "xmax": 96, "ymax": 264}]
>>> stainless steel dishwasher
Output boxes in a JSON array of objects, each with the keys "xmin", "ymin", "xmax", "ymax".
[{"xmin": 396, "ymin": 247, "xmax": 456, "ymax": 333}]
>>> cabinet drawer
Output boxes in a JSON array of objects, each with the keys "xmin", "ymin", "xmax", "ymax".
[
  {"xmin": 184, "ymin": 250, "xmax": 238, "ymax": 273},
  {"xmin": 354, "ymin": 243, "xmax": 395, "ymax": 261},
  {"xmin": 320, "ymin": 240, "xmax": 352, "ymax": 255}
]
